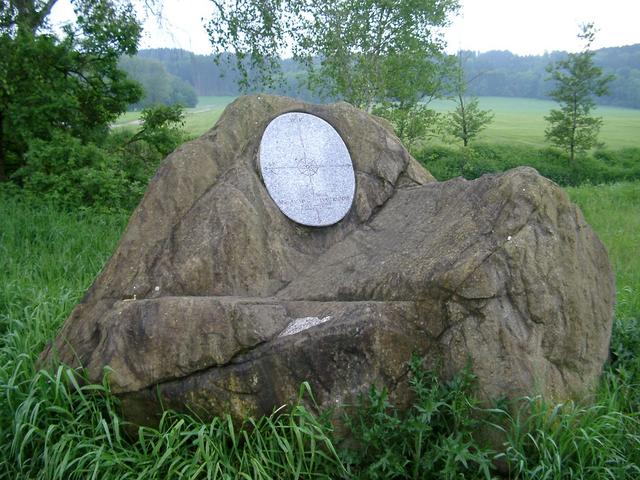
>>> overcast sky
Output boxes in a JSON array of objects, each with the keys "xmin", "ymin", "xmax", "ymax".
[{"xmin": 50, "ymin": 0, "xmax": 640, "ymax": 56}]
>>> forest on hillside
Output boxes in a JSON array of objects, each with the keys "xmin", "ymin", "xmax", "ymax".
[
  {"xmin": 121, "ymin": 51, "xmax": 322, "ymax": 107},
  {"xmin": 126, "ymin": 44, "xmax": 640, "ymax": 109},
  {"xmin": 462, "ymin": 45, "xmax": 640, "ymax": 108}
]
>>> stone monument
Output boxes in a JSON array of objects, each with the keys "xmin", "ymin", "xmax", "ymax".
[{"xmin": 40, "ymin": 95, "xmax": 615, "ymax": 429}]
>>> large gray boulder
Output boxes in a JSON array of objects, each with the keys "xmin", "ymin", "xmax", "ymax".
[{"xmin": 40, "ymin": 95, "xmax": 615, "ymax": 427}]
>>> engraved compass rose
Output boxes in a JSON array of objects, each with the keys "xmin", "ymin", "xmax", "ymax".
[
  {"xmin": 258, "ymin": 112, "xmax": 355, "ymax": 227},
  {"xmin": 296, "ymin": 155, "xmax": 320, "ymax": 177},
  {"xmin": 293, "ymin": 120, "xmax": 320, "ymax": 177}
]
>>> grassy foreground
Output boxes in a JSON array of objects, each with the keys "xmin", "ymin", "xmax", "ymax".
[
  {"xmin": 1, "ymin": 180, "xmax": 639, "ymax": 478},
  {"xmin": 566, "ymin": 183, "xmax": 640, "ymax": 320}
]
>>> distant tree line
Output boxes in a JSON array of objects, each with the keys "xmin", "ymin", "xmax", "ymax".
[
  {"xmin": 119, "ymin": 56, "xmax": 198, "ymax": 109},
  {"xmin": 462, "ymin": 45, "xmax": 640, "ymax": 109},
  {"xmin": 136, "ymin": 44, "xmax": 640, "ymax": 109},
  {"xmin": 136, "ymin": 49, "xmax": 323, "ymax": 102}
]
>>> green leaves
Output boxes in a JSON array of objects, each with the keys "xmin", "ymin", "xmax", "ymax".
[
  {"xmin": 341, "ymin": 357, "xmax": 495, "ymax": 479},
  {"xmin": 373, "ymin": 102, "xmax": 442, "ymax": 150},
  {"xmin": 441, "ymin": 51, "xmax": 495, "ymax": 147},
  {"xmin": 125, "ymin": 103, "xmax": 186, "ymax": 156},
  {"xmin": 0, "ymin": 0, "xmax": 144, "ymax": 180},
  {"xmin": 12, "ymin": 131, "xmax": 134, "ymax": 211},
  {"xmin": 446, "ymin": 97, "xmax": 494, "ymax": 147},
  {"xmin": 10, "ymin": 104, "xmax": 186, "ymax": 212},
  {"xmin": 544, "ymin": 23, "xmax": 614, "ymax": 163},
  {"xmin": 208, "ymin": 0, "xmax": 459, "ymax": 110}
]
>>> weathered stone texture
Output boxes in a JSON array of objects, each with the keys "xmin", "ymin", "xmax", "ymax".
[{"xmin": 40, "ymin": 95, "xmax": 615, "ymax": 427}]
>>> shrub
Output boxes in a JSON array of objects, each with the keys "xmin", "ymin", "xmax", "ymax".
[
  {"xmin": 10, "ymin": 105, "xmax": 187, "ymax": 212},
  {"xmin": 120, "ymin": 104, "xmax": 186, "ymax": 157},
  {"xmin": 415, "ymin": 144, "xmax": 640, "ymax": 186},
  {"xmin": 13, "ymin": 132, "xmax": 140, "ymax": 211},
  {"xmin": 340, "ymin": 357, "xmax": 495, "ymax": 479}
]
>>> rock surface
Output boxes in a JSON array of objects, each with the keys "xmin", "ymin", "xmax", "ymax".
[{"xmin": 40, "ymin": 95, "xmax": 615, "ymax": 427}]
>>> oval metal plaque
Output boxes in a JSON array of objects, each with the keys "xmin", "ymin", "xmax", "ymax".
[{"xmin": 259, "ymin": 112, "xmax": 355, "ymax": 227}]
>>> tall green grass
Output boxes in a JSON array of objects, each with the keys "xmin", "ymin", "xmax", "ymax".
[
  {"xmin": 3, "ymin": 365, "xmax": 342, "ymax": 479},
  {"xmin": 566, "ymin": 182, "xmax": 640, "ymax": 321},
  {"xmin": 0, "ymin": 192, "xmax": 343, "ymax": 479},
  {"xmin": 1, "ymin": 179, "xmax": 639, "ymax": 479}
]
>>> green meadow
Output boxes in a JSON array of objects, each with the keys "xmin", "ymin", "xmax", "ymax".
[
  {"xmin": 113, "ymin": 96, "xmax": 236, "ymax": 137},
  {"xmin": 428, "ymin": 96, "xmax": 640, "ymax": 149},
  {"xmin": 115, "ymin": 96, "xmax": 640, "ymax": 150}
]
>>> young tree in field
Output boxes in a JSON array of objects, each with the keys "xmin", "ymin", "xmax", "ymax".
[
  {"xmin": 447, "ymin": 97, "xmax": 493, "ymax": 147},
  {"xmin": 445, "ymin": 52, "xmax": 493, "ymax": 147},
  {"xmin": 544, "ymin": 23, "xmax": 614, "ymax": 163},
  {"xmin": 373, "ymin": 102, "xmax": 443, "ymax": 150},
  {"xmin": 0, "ymin": 0, "xmax": 157, "ymax": 180},
  {"xmin": 207, "ymin": 0, "xmax": 460, "ymax": 112}
]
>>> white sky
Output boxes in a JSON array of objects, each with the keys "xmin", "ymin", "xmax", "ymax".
[{"xmin": 50, "ymin": 0, "xmax": 640, "ymax": 56}]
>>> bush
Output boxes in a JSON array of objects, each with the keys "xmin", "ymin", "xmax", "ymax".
[
  {"xmin": 121, "ymin": 104, "xmax": 186, "ymax": 157},
  {"xmin": 13, "ymin": 132, "xmax": 142, "ymax": 211},
  {"xmin": 373, "ymin": 103, "xmax": 443, "ymax": 151},
  {"xmin": 340, "ymin": 357, "xmax": 495, "ymax": 479},
  {"xmin": 10, "ymin": 105, "xmax": 186, "ymax": 212},
  {"xmin": 415, "ymin": 144, "xmax": 640, "ymax": 186}
]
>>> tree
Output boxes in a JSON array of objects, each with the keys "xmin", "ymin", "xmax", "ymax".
[
  {"xmin": 447, "ymin": 97, "xmax": 493, "ymax": 147},
  {"xmin": 0, "ymin": 0, "xmax": 148, "ymax": 180},
  {"xmin": 124, "ymin": 103, "xmax": 185, "ymax": 155},
  {"xmin": 168, "ymin": 76, "xmax": 198, "ymax": 107},
  {"xmin": 207, "ymin": 0, "xmax": 460, "ymax": 111},
  {"xmin": 119, "ymin": 56, "xmax": 171, "ymax": 106},
  {"xmin": 13, "ymin": 104, "xmax": 185, "ymax": 210},
  {"xmin": 544, "ymin": 23, "xmax": 614, "ymax": 163},
  {"xmin": 373, "ymin": 102, "xmax": 442, "ymax": 151},
  {"xmin": 445, "ymin": 52, "xmax": 494, "ymax": 147}
]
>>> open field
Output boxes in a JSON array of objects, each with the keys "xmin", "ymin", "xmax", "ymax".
[
  {"xmin": 428, "ymin": 96, "xmax": 640, "ymax": 149},
  {"xmin": 113, "ymin": 96, "xmax": 236, "ymax": 137},
  {"xmin": 115, "ymin": 96, "xmax": 640, "ymax": 149}
]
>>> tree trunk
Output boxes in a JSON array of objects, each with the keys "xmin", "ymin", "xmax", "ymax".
[
  {"xmin": 14, "ymin": 0, "xmax": 59, "ymax": 34},
  {"xmin": 459, "ymin": 94, "xmax": 468, "ymax": 147},
  {"xmin": 569, "ymin": 142, "xmax": 575, "ymax": 165},
  {"xmin": 570, "ymin": 94, "xmax": 577, "ymax": 165},
  {"xmin": 0, "ymin": 109, "xmax": 5, "ymax": 181}
]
